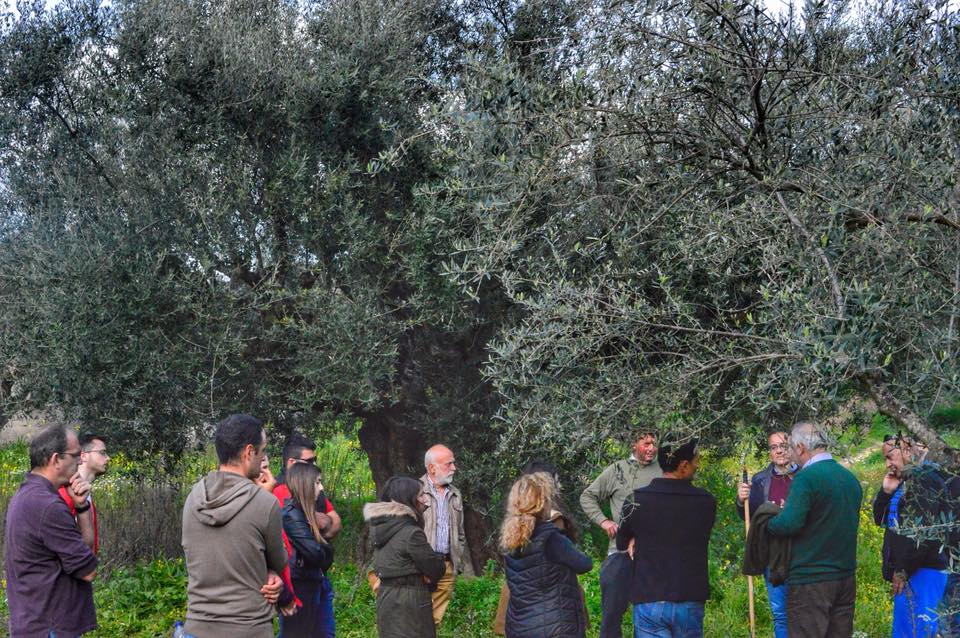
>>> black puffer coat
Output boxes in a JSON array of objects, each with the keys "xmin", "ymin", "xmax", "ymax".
[
  {"xmin": 365, "ymin": 501, "xmax": 446, "ymax": 638},
  {"xmin": 505, "ymin": 521, "xmax": 591, "ymax": 638}
]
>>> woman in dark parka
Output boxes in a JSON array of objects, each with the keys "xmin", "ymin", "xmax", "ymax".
[
  {"xmin": 501, "ymin": 472, "xmax": 593, "ymax": 638},
  {"xmin": 364, "ymin": 476, "xmax": 446, "ymax": 638}
]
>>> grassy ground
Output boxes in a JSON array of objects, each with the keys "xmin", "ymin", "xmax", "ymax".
[{"xmin": 0, "ymin": 442, "xmax": 896, "ymax": 637}]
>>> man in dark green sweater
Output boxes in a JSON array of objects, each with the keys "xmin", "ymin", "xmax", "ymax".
[{"xmin": 767, "ymin": 421, "xmax": 863, "ymax": 638}]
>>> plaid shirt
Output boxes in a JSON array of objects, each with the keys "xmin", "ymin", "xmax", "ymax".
[{"xmin": 425, "ymin": 478, "xmax": 451, "ymax": 555}]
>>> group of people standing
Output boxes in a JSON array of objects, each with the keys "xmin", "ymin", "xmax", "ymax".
[
  {"xmin": 4, "ymin": 415, "xmax": 960, "ymax": 638},
  {"xmin": 492, "ymin": 420, "xmax": 955, "ymax": 638}
]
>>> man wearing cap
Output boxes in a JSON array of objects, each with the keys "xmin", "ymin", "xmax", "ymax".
[
  {"xmin": 581, "ymin": 431, "xmax": 662, "ymax": 638},
  {"xmin": 615, "ymin": 438, "xmax": 716, "ymax": 637}
]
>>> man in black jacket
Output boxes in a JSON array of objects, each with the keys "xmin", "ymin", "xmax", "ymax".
[
  {"xmin": 873, "ymin": 435, "xmax": 949, "ymax": 637},
  {"xmin": 616, "ymin": 438, "xmax": 716, "ymax": 637},
  {"xmin": 735, "ymin": 431, "xmax": 797, "ymax": 638}
]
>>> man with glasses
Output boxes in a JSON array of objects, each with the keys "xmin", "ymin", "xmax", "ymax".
[
  {"xmin": 767, "ymin": 421, "xmax": 863, "ymax": 638},
  {"xmin": 736, "ymin": 431, "xmax": 798, "ymax": 638},
  {"xmin": 273, "ymin": 432, "xmax": 341, "ymax": 638},
  {"xmin": 4, "ymin": 423, "xmax": 98, "ymax": 637},
  {"xmin": 58, "ymin": 433, "xmax": 109, "ymax": 554},
  {"xmin": 421, "ymin": 443, "xmax": 472, "ymax": 628},
  {"xmin": 275, "ymin": 432, "xmax": 342, "ymax": 539}
]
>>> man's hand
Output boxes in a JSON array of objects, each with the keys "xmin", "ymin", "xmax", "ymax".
[
  {"xmin": 316, "ymin": 511, "xmax": 333, "ymax": 534},
  {"xmin": 279, "ymin": 600, "xmax": 298, "ymax": 617},
  {"xmin": 600, "ymin": 519, "xmax": 618, "ymax": 539},
  {"xmin": 627, "ymin": 538, "xmax": 636, "ymax": 560},
  {"xmin": 882, "ymin": 473, "xmax": 902, "ymax": 495},
  {"xmin": 67, "ymin": 472, "xmax": 92, "ymax": 508},
  {"xmin": 892, "ymin": 569, "xmax": 907, "ymax": 596},
  {"xmin": 256, "ymin": 466, "xmax": 277, "ymax": 494},
  {"xmin": 260, "ymin": 571, "xmax": 282, "ymax": 604},
  {"xmin": 736, "ymin": 482, "xmax": 751, "ymax": 505}
]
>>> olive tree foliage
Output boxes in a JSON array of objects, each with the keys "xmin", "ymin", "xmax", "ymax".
[
  {"xmin": 0, "ymin": 0, "xmax": 497, "ymax": 469},
  {"xmin": 425, "ymin": 0, "xmax": 960, "ymax": 462}
]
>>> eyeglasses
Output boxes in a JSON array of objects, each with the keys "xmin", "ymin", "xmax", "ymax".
[
  {"xmin": 768, "ymin": 443, "xmax": 789, "ymax": 452},
  {"xmin": 295, "ymin": 457, "xmax": 318, "ymax": 467},
  {"xmin": 59, "ymin": 451, "xmax": 82, "ymax": 459}
]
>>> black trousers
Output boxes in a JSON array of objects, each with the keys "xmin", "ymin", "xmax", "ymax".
[
  {"xmin": 787, "ymin": 575, "xmax": 856, "ymax": 638},
  {"xmin": 599, "ymin": 551, "xmax": 633, "ymax": 638}
]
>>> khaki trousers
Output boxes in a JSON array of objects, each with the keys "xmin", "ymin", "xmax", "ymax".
[{"xmin": 431, "ymin": 560, "xmax": 455, "ymax": 625}]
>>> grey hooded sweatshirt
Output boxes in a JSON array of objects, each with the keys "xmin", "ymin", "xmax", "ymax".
[{"xmin": 182, "ymin": 470, "xmax": 288, "ymax": 638}]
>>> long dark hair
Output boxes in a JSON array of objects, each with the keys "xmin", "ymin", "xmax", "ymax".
[
  {"xmin": 287, "ymin": 462, "xmax": 325, "ymax": 543},
  {"xmin": 379, "ymin": 476, "xmax": 424, "ymax": 526},
  {"xmin": 520, "ymin": 460, "xmax": 579, "ymax": 542}
]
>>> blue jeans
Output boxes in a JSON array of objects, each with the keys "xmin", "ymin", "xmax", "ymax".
[
  {"xmin": 764, "ymin": 570, "xmax": 788, "ymax": 638},
  {"xmin": 278, "ymin": 574, "xmax": 336, "ymax": 638},
  {"xmin": 633, "ymin": 601, "xmax": 704, "ymax": 638},
  {"xmin": 893, "ymin": 567, "xmax": 947, "ymax": 638}
]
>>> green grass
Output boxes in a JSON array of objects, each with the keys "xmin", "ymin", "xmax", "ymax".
[{"xmin": 0, "ymin": 438, "xmax": 901, "ymax": 637}]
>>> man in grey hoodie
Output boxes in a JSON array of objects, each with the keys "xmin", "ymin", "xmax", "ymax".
[{"xmin": 181, "ymin": 414, "xmax": 293, "ymax": 638}]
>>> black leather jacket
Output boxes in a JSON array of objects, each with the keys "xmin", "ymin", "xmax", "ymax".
[{"xmin": 282, "ymin": 500, "xmax": 334, "ymax": 581}]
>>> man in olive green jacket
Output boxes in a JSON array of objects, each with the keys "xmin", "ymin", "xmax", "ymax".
[{"xmin": 581, "ymin": 432, "xmax": 662, "ymax": 638}]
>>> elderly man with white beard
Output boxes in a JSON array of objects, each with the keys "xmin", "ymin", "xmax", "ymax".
[{"xmin": 420, "ymin": 444, "xmax": 471, "ymax": 628}]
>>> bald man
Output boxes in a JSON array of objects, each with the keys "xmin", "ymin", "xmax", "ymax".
[{"xmin": 420, "ymin": 444, "xmax": 471, "ymax": 626}]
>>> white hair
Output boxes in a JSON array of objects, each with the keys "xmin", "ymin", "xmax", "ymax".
[
  {"xmin": 424, "ymin": 448, "xmax": 435, "ymax": 468},
  {"xmin": 791, "ymin": 421, "xmax": 831, "ymax": 451}
]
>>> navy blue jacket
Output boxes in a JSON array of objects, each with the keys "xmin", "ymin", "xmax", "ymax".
[
  {"xmin": 282, "ymin": 501, "xmax": 334, "ymax": 581},
  {"xmin": 736, "ymin": 462, "xmax": 798, "ymax": 520},
  {"xmin": 505, "ymin": 521, "xmax": 592, "ymax": 638}
]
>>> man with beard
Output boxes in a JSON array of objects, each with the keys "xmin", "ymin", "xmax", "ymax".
[
  {"xmin": 58, "ymin": 433, "xmax": 110, "ymax": 554},
  {"xmin": 420, "ymin": 444, "xmax": 471, "ymax": 628},
  {"xmin": 181, "ymin": 414, "xmax": 294, "ymax": 638},
  {"xmin": 873, "ymin": 435, "xmax": 949, "ymax": 638}
]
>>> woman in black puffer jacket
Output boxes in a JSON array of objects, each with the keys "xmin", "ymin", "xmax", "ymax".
[
  {"xmin": 279, "ymin": 462, "xmax": 335, "ymax": 638},
  {"xmin": 501, "ymin": 472, "xmax": 593, "ymax": 638}
]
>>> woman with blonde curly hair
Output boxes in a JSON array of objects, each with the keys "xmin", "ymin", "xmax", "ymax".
[{"xmin": 501, "ymin": 472, "xmax": 593, "ymax": 638}]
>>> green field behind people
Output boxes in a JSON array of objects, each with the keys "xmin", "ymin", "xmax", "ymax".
[{"xmin": 0, "ymin": 424, "xmax": 903, "ymax": 638}]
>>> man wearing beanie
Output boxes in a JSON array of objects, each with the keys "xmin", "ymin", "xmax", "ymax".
[{"xmin": 615, "ymin": 438, "xmax": 716, "ymax": 637}]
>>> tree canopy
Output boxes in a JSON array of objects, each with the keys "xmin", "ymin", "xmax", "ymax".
[{"xmin": 2, "ymin": 0, "xmax": 959, "ymax": 562}]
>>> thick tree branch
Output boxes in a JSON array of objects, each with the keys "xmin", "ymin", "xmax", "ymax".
[
  {"xmin": 905, "ymin": 213, "xmax": 960, "ymax": 233},
  {"xmin": 861, "ymin": 372, "xmax": 959, "ymax": 466},
  {"xmin": 777, "ymin": 193, "xmax": 845, "ymax": 319}
]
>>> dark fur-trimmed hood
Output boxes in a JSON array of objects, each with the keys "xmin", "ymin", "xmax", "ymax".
[
  {"xmin": 363, "ymin": 501, "xmax": 419, "ymax": 522},
  {"xmin": 364, "ymin": 501, "xmax": 421, "ymax": 548}
]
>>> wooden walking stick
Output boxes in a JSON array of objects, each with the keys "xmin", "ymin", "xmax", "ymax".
[{"xmin": 743, "ymin": 465, "xmax": 757, "ymax": 638}]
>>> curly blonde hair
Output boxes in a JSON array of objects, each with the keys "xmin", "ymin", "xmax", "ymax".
[{"xmin": 499, "ymin": 472, "xmax": 554, "ymax": 552}]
